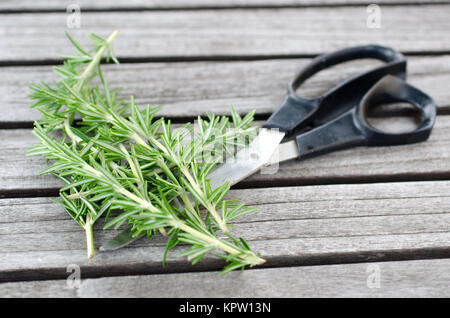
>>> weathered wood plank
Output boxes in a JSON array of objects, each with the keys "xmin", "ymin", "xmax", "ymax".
[
  {"xmin": 3, "ymin": 258, "xmax": 449, "ymax": 297},
  {"xmin": 1, "ymin": 0, "xmax": 448, "ymax": 11},
  {"xmin": 1, "ymin": 180, "xmax": 450, "ymax": 281},
  {"xmin": 0, "ymin": 279, "xmax": 76, "ymax": 298},
  {"xmin": 3, "ymin": 113, "xmax": 450, "ymax": 192},
  {"xmin": 3, "ymin": 208, "xmax": 450, "ymax": 250},
  {"xmin": 59, "ymin": 258, "xmax": 450, "ymax": 298},
  {"xmin": 1, "ymin": 56, "xmax": 450, "ymax": 124},
  {"xmin": 1, "ymin": 6, "xmax": 450, "ymax": 62}
]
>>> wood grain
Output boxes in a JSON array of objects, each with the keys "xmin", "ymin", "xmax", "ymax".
[
  {"xmin": 1, "ymin": 56, "xmax": 449, "ymax": 124},
  {"xmin": 1, "ymin": 0, "xmax": 449, "ymax": 298},
  {"xmin": 1, "ymin": 6, "xmax": 450, "ymax": 62},
  {"xmin": 1, "ymin": 180, "xmax": 450, "ymax": 281},
  {"xmin": 3, "ymin": 258, "xmax": 450, "ymax": 297},
  {"xmin": 2, "ymin": 0, "xmax": 449, "ymax": 11},
  {"xmin": 61, "ymin": 258, "xmax": 450, "ymax": 298},
  {"xmin": 0, "ymin": 279, "xmax": 76, "ymax": 298}
]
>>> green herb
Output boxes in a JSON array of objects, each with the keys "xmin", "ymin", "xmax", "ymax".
[{"xmin": 27, "ymin": 30, "xmax": 264, "ymax": 272}]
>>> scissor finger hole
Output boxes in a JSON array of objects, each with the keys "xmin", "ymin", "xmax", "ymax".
[
  {"xmin": 295, "ymin": 59, "xmax": 384, "ymax": 99},
  {"xmin": 365, "ymin": 102, "xmax": 422, "ymax": 134}
]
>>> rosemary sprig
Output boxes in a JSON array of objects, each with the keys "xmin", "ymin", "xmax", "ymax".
[
  {"xmin": 27, "ymin": 31, "xmax": 264, "ymax": 272},
  {"xmin": 29, "ymin": 118, "xmax": 264, "ymax": 271},
  {"xmin": 28, "ymin": 31, "xmax": 119, "ymax": 259}
]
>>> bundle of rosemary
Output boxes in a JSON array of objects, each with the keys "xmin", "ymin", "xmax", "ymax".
[{"xmin": 27, "ymin": 30, "xmax": 265, "ymax": 273}]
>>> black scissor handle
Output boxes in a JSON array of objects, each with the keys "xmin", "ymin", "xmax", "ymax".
[
  {"xmin": 294, "ymin": 75, "xmax": 436, "ymax": 160},
  {"xmin": 359, "ymin": 75, "xmax": 436, "ymax": 146},
  {"xmin": 263, "ymin": 45, "xmax": 407, "ymax": 137}
]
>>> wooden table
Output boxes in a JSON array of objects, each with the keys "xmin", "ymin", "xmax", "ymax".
[{"xmin": 1, "ymin": 0, "xmax": 450, "ymax": 298}]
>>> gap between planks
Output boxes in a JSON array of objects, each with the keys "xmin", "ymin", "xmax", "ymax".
[
  {"xmin": 1, "ymin": 0, "xmax": 450, "ymax": 13},
  {"xmin": 4, "ymin": 51, "xmax": 450, "ymax": 68}
]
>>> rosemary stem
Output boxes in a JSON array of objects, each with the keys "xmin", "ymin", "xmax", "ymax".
[
  {"xmin": 75, "ymin": 30, "xmax": 119, "ymax": 92},
  {"xmin": 172, "ymin": 219, "xmax": 265, "ymax": 266},
  {"xmin": 109, "ymin": 173, "xmax": 259, "ymax": 264},
  {"xmin": 64, "ymin": 118, "xmax": 82, "ymax": 145},
  {"xmin": 81, "ymin": 30, "xmax": 119, "ymax": 80},
  {"xmin": 180, "ymin": 166, "xmax": 229, "ymax": 233},
  {"xmin": 84, "ymin": 213, "xmax": 95, "ymax": 259},
  {"xmin": 131, "ymin": 128, "xmax": 229, "ymax": 233},
  {"xmin": 98, "ymin": 162, "xmax": 260, "ymax": 265},
  {"xmin": 179, "ymin": 192, "xmax": 201, "ymax": 222}
]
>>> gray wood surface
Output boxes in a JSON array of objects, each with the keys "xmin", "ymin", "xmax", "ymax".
[
  {"xmin": 0, "ymin": 279, "xmax": 76, "ymax": 298},
  {"xmin": 2, "ymin": 5, "xmax": 450, "ymax": 62},
  {"xmin": 2, "ymin": 0, "xmax": 449, "ymax": 11},
  {"xmin": 3, "ymin": 113, "xmax": 450, "ymax": 193},
  {"xmin": 1, "ymin": 0, "xmax": 450, "ymax": 298},
  {"xmin": 2, "ymin": 180, "xmax": 450, "ymax": 282},
  {"xmin": 2, "ymin": 258, "xmax": 450, "ymax": 297},
  {"xmin": 2, "ymin": 56, "xmax": 450, "ymax": 124}
]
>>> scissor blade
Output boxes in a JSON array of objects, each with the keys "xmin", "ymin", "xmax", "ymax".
[
  {"xmin": 209, "ymin": 128, "xmax": 285, "ymax": 189},
  {"xmin": 99, "ymin": 226, "xmax": 144, "ymax": 252},
  {"xmin": 267, "ymin": 140, "xmax": 300, "ymax": 166},
  {"xmin": 100, "ymin": 197, "xmax": 186, "ymax": 252}
]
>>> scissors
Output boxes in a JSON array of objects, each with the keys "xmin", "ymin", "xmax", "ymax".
[{"xmin": 101, "ymin": 45, "xmax": 436, "ymax": 251}]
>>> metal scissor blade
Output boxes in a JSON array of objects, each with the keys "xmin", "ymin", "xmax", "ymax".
[
  {"xmin": 209, "ymin": 128, "xmax": 286, "ymax": 189},
  {"xmin": 100, "ymin": 197, "xmax": 186, "ymax": 252},
  {"xmin": 267, "ymin": 140, "xmax": 300, "ymax": 166},
  {"xmin": 99, "ymin": 226, "xmax": 144, "ymax": 252}
]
